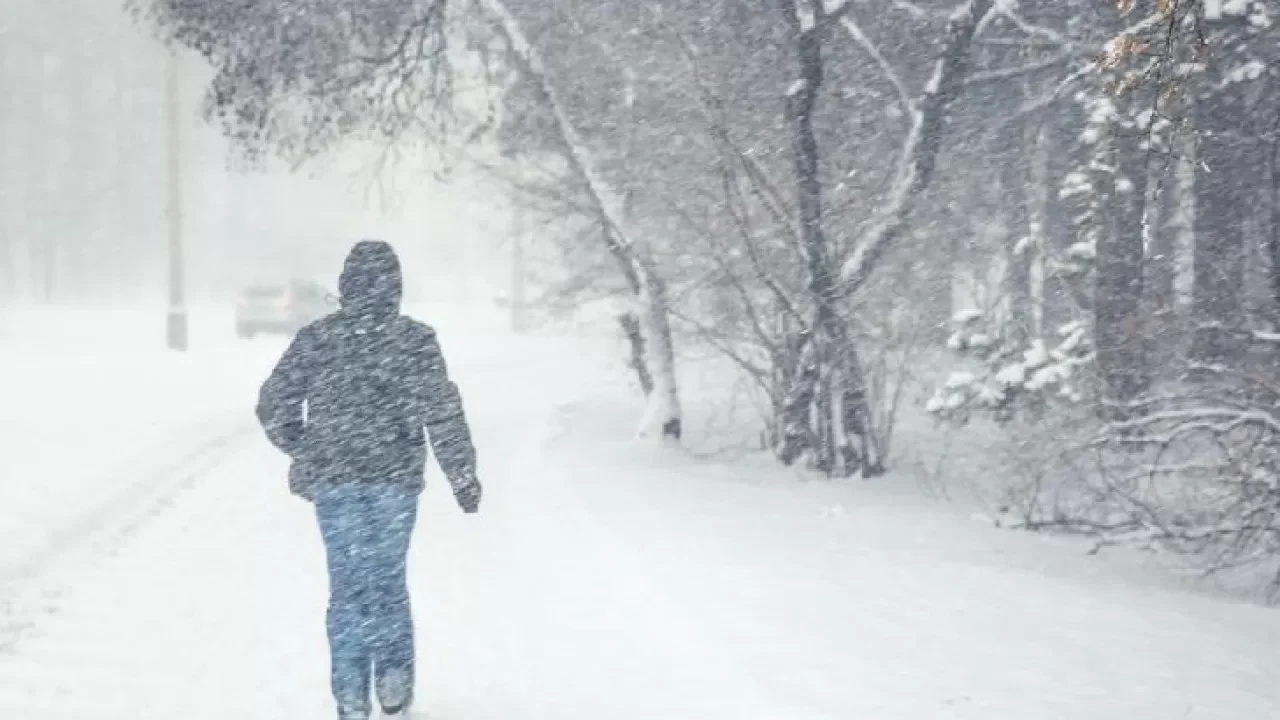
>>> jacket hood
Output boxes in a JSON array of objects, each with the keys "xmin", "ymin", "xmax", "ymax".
[{"xmin": 338, "ymin": 239, "xmax": 403, "ymax": 321}]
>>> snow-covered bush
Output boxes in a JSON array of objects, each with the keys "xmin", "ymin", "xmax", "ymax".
[
  {"xmin": 926, "ymin": 309, "xmax": 1094, "ymax": 426},
  {"xmin": 966, "ymin": 344, "xmax": 1280, "ymax": 601},
  {"xmin": 1050, "ymin": 377, "xmax": 1280, "ymax": 600}
]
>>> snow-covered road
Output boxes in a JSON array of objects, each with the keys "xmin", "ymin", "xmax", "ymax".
[{"xmin": 1, "ymin": 311, "xmax": 1279, "ymax": 719}]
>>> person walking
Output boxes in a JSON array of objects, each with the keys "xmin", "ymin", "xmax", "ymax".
[{"xmin": 255, "ymin": 239, "xmax": 482, "ymax": 720}]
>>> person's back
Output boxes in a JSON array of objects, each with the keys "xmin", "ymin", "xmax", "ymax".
[
  {"xmin": 254, "ymin": 239, "xmax": 481, "ymax": 720},
  {"xmin": 281, "ymin": 312, "xmax": 439, "ymax": 490}
]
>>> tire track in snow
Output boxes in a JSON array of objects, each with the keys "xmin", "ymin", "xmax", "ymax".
[
  {"xmin": 0, "ymin": 438, "xmax": 333, "ymax": 719},
  {"xmin": 0, "ymin": 412, "xmax": 254, "ymax": 647}
]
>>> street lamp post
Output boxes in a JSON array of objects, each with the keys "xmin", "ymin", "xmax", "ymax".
[{"xmin": 165, "ymin": 50, "xmax": 188, "ymax": 351}]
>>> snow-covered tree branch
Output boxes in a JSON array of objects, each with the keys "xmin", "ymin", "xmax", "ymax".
[{"xmin": 838, "ymin": 0, "xmax": 995, "ymax": 296}]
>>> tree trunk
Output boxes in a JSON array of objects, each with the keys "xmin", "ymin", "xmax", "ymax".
[
  {"xmin": 482, "ymin": 0, "xmax": 682, "ymax": 441},
  {"xmin": 1190, "ymin": 83, "xmax": 1249, "ymax": 366},
  {"xmin": 0, "ymin": 29, "xmax": 17, "ymax": 303},
  {"xmin": 617, "ymin": 311, "xmax": 653, "ymax": 395},
  {"xmin": 1026, "ymin": 123, "xmax": 1051, "ymax": 338},
  {"xmin": 777, "ymin": 333, "xmax": 819, "ymax": 466},
  {"xmin": 1148, "ymin": 159, "xmax": 1179, "ymax": 335},
  {"xmin": 39, "ymin": 53, "xmax": 63, "ymax": 304},
  {"xmin": 67, "ymin": 39, "xmax": 91, "ymax": 302},
  {"xmin": 838, "ymin": 343, "xmax": 883, "ymax": 477},
  {"xmin": 1002, "ymin": 132, "xmax": 1033, "ymax": 346},
  {"xmin": 600, "ymin": 227, "xmax": 663, "ymax": 404},
  {"xmin": 1171, "ymin": 128, "xmax": 1197, "ymax": 317},
  {"xmin": 104, "ymin": 52, "xmax": 127, "ymax": 302},
  {"xmin": 914, "ymin": 196, "xmax": 956, "ymax": 341},
  {"xmin": 1267, "ymin": 116, "xmax": 1280, "ymax": 329},
  {"xmin": 1093, "ymin": 108, "xmax": 1150, "ymax": 420},
  {"xmin": 1041, "ymin": 111, "xmax": 1080, "ymax": 333},
  {"xmin": 777, "ymin": 0, "xmax": 885, "ymax": 477},
  {"xmin": 780, "ymin": 0, "xmax": 840, "ymax": 473},
  {"xmin": 635, "ymin": 257, "xmax": 683, "ymax": 440}
]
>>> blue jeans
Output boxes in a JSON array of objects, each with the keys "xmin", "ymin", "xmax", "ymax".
[{"xmin": 315, "ymin": 484, "xmax": 419, "ymax": 717}]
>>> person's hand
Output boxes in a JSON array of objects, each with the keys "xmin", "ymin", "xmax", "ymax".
[{"xmin": 454, "ymin": 475, "xmax": 482, "ymax": 514}]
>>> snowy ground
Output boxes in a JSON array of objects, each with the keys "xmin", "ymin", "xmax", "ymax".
[{"xmin": 1, "ymin": 305, "xmax": 1279, "ymax": 719}]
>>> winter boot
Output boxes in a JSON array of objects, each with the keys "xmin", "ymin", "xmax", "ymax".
[
  {"xmin": 337, "ymin": 700, "xmax": 371, "ymax": 720},
  {"xmin": 376, "ymin": 667, "xmax": 413, "ymax": 716}
]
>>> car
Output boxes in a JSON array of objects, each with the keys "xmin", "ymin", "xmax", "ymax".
[{"xmin": 234, "ymin": 279, "xmax": 335, "ymax": 338}]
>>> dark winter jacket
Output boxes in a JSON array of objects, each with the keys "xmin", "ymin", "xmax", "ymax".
[{"xmin": 255, "ymin": 240, "xmax": 478, "ymax": 502}]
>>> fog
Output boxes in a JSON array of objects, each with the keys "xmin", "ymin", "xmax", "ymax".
[{"xmin": 1, "ymin": 1, "xmax": 514, "ymax": 310}]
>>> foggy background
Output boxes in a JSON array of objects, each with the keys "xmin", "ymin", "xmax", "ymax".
[{"xmin": 0, "ymin": 0, "xmax": 517, "ymax": 309}]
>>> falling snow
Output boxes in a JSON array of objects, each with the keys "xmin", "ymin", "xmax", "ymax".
[{"xmin": 3, "ymin": 2, "xmax": 1279, "ymax": 719}]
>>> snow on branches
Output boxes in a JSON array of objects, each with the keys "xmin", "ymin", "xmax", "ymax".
[
  {"xmin": 130, "ymin": 0, "xmax": 455, "ymax": 164},
  {"xmin": 928, "ymin": 309, "xmax": 1093, "ymax": 425}
]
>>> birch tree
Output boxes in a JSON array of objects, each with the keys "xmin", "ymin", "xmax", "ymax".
[{"xmin": 474, "ymin": 0, "xmax": 684, "ymax": 440}]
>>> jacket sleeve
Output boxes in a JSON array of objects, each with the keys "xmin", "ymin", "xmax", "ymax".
[
  {"xmin": 419, "ymin": 330, "xmax": 478, "ymax": 486},
  {"xmin": 255, "ymin": 329, "xmax": 312, "ymax": 459}
]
